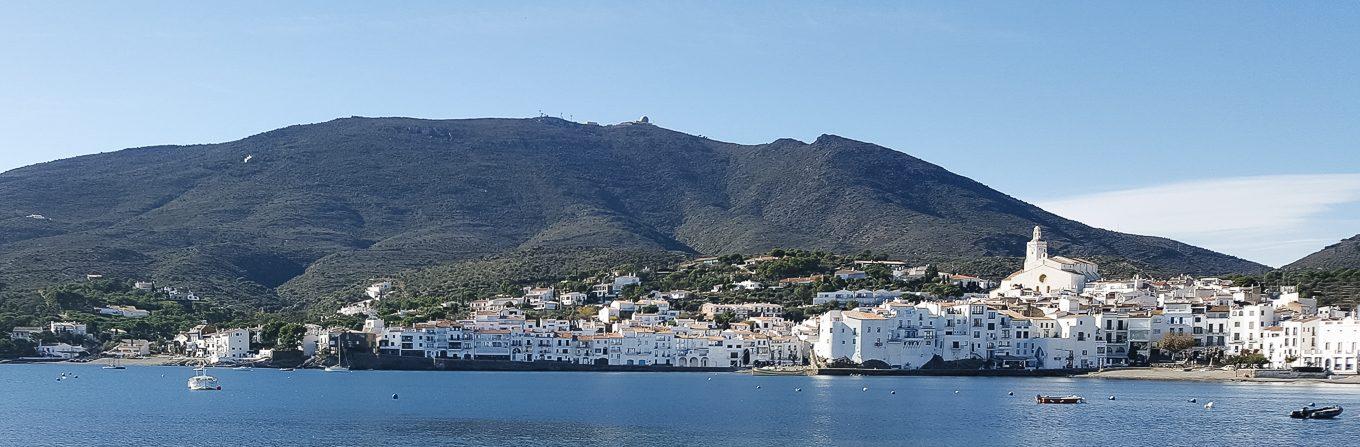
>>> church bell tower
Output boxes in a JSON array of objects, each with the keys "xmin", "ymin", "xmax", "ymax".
[{"xmin": 1024, "ymin": 226, "xmax": 1048, "ymax": 270}]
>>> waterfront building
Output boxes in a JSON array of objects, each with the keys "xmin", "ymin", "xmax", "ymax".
[{"xmin": 36, "ymin": 343, "xmax": 85, "ymax": 359}]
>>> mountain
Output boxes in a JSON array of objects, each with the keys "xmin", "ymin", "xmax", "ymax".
[
  {"xmin": 1286, "ymin": 235, "xmax": 1360, "ymax": 270},
  {"xmin": 0, "ymin": 117, "xmax": 1266, "ymax": 306}
]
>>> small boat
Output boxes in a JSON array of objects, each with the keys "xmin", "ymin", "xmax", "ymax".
[
  {"xmin": 1291, "ymin": 406, "xmax": 1343, "ymax": 419},
  {"xmin": 187, "ymin": 373, "xmax": 220, "ymax": 391},
  {"xmin": 1036, "ymin": 395, "xmax": 1085, "ymax": 404},
  {"xmin": 280, "ymin": 368, "xmax": 295, "ymax": 372},
  {"xmin": 102, "ymin": 358, "xmax": 126, "ymax": 369},
  {"xmin": 324, "ymin": 365, "xmax": 350, "ymax": 372},
  {"xmin": 232, "ymin": 366, "xmax": 251, "ymax": 371}
]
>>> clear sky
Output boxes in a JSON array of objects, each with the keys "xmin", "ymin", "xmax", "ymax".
[{"xmin": 1, "ymin": 2, "xmax": 1357, "ymax": 267}]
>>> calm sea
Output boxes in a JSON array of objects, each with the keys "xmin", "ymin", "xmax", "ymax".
[{"xmin": 1, "ymin": 364, "xmax": 1355, "ymax": 446}]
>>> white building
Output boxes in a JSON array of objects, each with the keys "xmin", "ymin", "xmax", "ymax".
[
  {"xmin": 96, "ymin": 305, "xmax": 150, "ymax": 318},
  {"xmin": 201, "ymin": 328, "xmax": 251, "ymax": 363},
  {"xmin": 813, "ymin": 289, "xmax": 903, "ymax": 305},
  {"xmin": 109, "ymin": 339, "xmax": 152, "ymax": 357},
  {"xmin": 993, "ymin": 227, "xmax": 1099, "ymax": 297},
  {"xmin": 366, "ymin": 282, "xmax": 393, "ymax": 299},
  {"xmin": 36, "ymin": 343, "xmax": 85, "ymax": 359},
  {"xmin": 49, "ymin": 322, "xmax": 87, "ymax": 337},
  {"xmin": 9, "ymin": 326, "xmax": 43, "ymax": 341},
  {"xmin": 835, "ymin": 269, "xmax": 867, "ymax": 280}
]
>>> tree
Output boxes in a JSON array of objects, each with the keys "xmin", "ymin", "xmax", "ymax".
[
  {"xmin": 864, "ymin": 264, "xmax": 892, "ymax": 281},
  {"xmin": 0, "ymin": 339, "xmax": 36, "ymax": 358},
  {"xmin": 1225, "ymin": 353, "xmax": 1268, "ymax": 368},
  {"xmin": 276, "ymin": 323, "xmax": 306, "ymax": 351},
  {"xmin": 923, "ymin": 265, "xmax": 939, "ymax": 281},
  {"xmin": 714, "ymin": 311, "xmax": 737, "ymax": 327},
  {"xmin": 1156, "ymin": 333, "xmax": 1197, "ymax": 362}
]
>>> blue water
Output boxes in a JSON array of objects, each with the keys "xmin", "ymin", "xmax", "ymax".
[{"xmin": 1, "ymin": 364, "xmax": 1356, "ymax": 446}]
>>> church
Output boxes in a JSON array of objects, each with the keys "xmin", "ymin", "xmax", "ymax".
[{"xmin": 992, "ymin": 226, "xmax": 1099, "ymax": 297}]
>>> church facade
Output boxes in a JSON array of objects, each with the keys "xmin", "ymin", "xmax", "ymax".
[{"xmin": 992, "ymin": 226, "xmax": 1099, "ymax": 297}]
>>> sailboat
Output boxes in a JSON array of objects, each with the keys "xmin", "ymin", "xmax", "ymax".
[
  {"xmin": 102, "ymin": 357, "xmax": 126, "ymax": 370},
  {"xmin": 187, "ymin": 360, "xmax": 219, "ymax": 390},
  {"xmin": 187, "ymin": 371, "xmax": 220, "ymax": 390},
  {"xmin": 324, "ymin": 343, "xmax": 350, "ymax": 372}
]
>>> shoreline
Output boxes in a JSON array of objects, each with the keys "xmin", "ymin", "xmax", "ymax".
[
  {"xmin": 11, "ymin": 358, "xmax": 1360, "ymax": 385},
  {"xmin": 1082, "ymin": 367, "xmax": 1360, "ymax": 385}
]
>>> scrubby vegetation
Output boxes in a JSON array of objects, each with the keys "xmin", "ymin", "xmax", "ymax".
[{"xmin": 0, "ymin": 116, "xmax": 1266, "ymax": 313}]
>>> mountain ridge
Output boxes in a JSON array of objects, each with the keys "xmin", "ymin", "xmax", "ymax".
[
  {"xmin": 0, "ymin": 116, "xmax": 1267, "ymax": 306},
  {"xmin": 1286, "ymin": 234, "xmax": 1360, "ymax": 270}
]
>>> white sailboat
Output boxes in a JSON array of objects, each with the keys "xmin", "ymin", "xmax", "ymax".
[
  {"xmin": 187, "ymin": 372, "xmax": 220, "ymax": 391},
  {"xmin": 324, "ymin": 343, "xmax": 350, "ymax": 372},
  {"xmin": 187, "ymin": 360, "xmax": 220, "ymax": 390}
]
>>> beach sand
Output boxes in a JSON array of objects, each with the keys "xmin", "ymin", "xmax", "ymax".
[
  {"xmin": 88, "ymin": 356, "xmax": 180, "ymax": 367},
  {"xmin": 1086, "ymin": 367, "xmax": 1360, "ymax": 385}
]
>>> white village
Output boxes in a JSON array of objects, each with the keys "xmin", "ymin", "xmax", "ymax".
[{"xmin": 31, "ymin": 227, "xmax": 1344, "ymax": 378}]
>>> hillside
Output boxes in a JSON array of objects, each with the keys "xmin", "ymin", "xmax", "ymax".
[
  {"xmin": 0, "ymin": 117, "xmax": 1266, "ymax": 307},
  {"xmin": 1286, "ymin": 234, "xmax": 1360, "ymax": 270}
]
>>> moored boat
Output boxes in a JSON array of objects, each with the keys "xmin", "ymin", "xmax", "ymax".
[
  {"xmin": 1036, "ymin": 395, "xmax": 1084, "ymax": 404},
  {"xmin": 1291, "ymin": 406, "xmax": 1343, "ymax": 419},
  {"xmin": 187, "ymin": 373, "xmax": 220, "ymax": 391},
  {"xmin": 325, "ymin": 344, "xmax": 351, "ymax": 371}
]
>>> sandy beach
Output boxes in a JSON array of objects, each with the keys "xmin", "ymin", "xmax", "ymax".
[
  {"xmin": 87, "ymin": 356, "xmax": 181, "ymax": 367},
  {"xmin": 1086, "ymin": 367, "xmax": 1360, "ymax": 385}
]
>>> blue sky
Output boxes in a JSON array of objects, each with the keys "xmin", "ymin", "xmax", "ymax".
[{"xmin": 1, "ymin": 2, "xmax": 1356, "ymax": 267}]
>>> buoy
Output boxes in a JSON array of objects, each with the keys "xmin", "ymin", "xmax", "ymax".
[
  {"xmin": 890, "ymin": 390, "xmax": 896, "ymax": 395},
  {"xmin": 1309, "ymin": 402, "xmax": 1316, "ymax": 407},
  {"xmin": 1108, "ymin": 395, "xmax": 1116, "ymax": 400},
  {"xmin": 392, "ymin": 394, "xmax": 399, "ymax": 400},
  {"xmin": 862, "ymin": 387, "xmax": 868, "ymax": 392},
  {"xmin": 707, "ymin": 377, "xmax": 712, "ymax": 381},
  {"xmin": 954, "ymin": 390, "xmax": 960, "ymax": 394},
  {"xmin": 756, "ymin": 385, "xmax": 761, "ymax": 389},
  {"xmin": 216, "ymin": 386, "xmax": 222, "ymax": 390},
  {"xmin": 1008, "ymin": 391, "xmax": 1014, "ymax": 396},
  {"xmin": 1204, "ymin": 402, "xmax": 1214, "ymax": 409},
  {"xmin": 1189, "ymin": 398, "xmax": 1197, "ymax": 403},
  {"xmin": 795, "ymin": 388, "xmax": 802, "ymax": 392}
]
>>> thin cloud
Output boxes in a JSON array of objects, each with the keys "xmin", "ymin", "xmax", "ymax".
[{"xmin": 1036, "ymin": 174, "xmax": 1360, "ymax": 268}]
